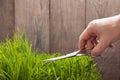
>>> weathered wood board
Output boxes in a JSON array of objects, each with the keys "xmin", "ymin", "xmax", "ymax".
[
  {"xmin": 0, "ymin": 0, "xmax": 14, "ymax": 41},
  {"xmin": 50, "ymin": 0, "xmax": 85, "ymax": 53},
  {"xmin": 15, "ymin": 0, "xmax": 49, "ymax": 52}
]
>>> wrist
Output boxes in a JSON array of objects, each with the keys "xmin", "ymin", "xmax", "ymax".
[
  {"xmin": 113, "ymin": 15, "xmax": 120, "ymax": 28},
  {"xmin": 114, "ymin": 15, "xmax": 120, "ymax": 39}
]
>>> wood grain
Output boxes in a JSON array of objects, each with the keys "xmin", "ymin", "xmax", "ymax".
[
  {"xmin": 0, "ymin": 0, "xmax": 14, "ymax": 41},
  {"xmin": 86, "ymin": 0, "xmax": 120, "ymax": 80},
  {"xmin": 50, "ymin": 0, "xmax": 85, "ymax": 53},
  {"xmin": 15, "ymin": 0, "xmax": 49, "ymax": 52}
]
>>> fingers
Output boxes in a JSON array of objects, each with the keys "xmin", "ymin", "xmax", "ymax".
[
  {"xmin": 87, "ymin": 36, "xmax": 97, "ymax": 49},
  {"xmin": 79, "ymin": 28, "xmax": 110, "ymax": 56},
  {"xmin": 79, "ymin": 35, "xmax": 112, "ymax": 56},
  {"xmin": 78, "ymin": 28, "xmax": 93, "ymax": 50},
  {"xmin": 86, "ymin": 39, "xmax": 94, "ymax": 49},
  {"xmin": 91, "ymin": 37, "xmax": 110, "ymax": 56}
]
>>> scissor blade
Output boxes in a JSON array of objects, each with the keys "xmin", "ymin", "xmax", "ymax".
[{"xmin": 44, "ymin": 50, "xmax": 84, "ymax": 62}]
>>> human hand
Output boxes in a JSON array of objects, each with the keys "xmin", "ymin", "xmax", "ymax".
[{"xmin": 78, "ymin": 15, "xmax": 120, "ymax": 56}]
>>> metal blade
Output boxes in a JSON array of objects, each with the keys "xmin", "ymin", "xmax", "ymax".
[{"xmin": 44, "ymin": 50, "xmax": 85, "ymax": 62}]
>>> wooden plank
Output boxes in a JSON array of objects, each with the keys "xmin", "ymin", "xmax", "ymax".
[
  {"xmin": 86, "ymin": 0, "xmax": 120, "ymax": 80},
  {"xmin": 50, "ymin": 0, "xmax": 85, "ymax": 53},
  {"xmin": 15, "ymin": 0, "xmax": 49, "ymax": 52},
  {"xmin": 0, "ymin": 0, "xmax": 14, "ymax": 41}
]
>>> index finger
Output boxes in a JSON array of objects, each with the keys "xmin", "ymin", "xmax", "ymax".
[{"xmin": 78, "ymin": 28, "xmax": 93, "ymax": 50}]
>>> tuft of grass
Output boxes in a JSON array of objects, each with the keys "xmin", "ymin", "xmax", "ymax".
[{"xmin": 0, "ymin": 34, "xmax": 101, "ymax": 80}]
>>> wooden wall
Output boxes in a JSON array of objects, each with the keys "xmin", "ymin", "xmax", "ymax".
[
  {"xmin": 1, "ymin": 0, "xmax": 120, "ymax": 80},
  {"xmin": 0, "ymin": 0, "xmax": 14, "ymax": 41},
  {"xmin": 50, "ymin": 0, "xmax": 85, "ymax": 53},
  {"xmin": 15, "ymin": 0, "xmax": 50, "ymax": 52}
]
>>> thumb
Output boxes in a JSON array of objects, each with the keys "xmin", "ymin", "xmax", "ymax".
[{"xmin": 91, "ymin": 38, "xmax": 110, "ymax": 56}]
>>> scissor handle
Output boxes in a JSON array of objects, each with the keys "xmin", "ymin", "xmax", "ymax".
[{"xmin": 79, "ymin": 48, "xmax": 91, "ymax": 56}]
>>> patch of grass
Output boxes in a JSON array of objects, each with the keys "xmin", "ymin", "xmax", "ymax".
[{"xmin": 0, "ymin": 34, "xmax": 101, "ymax": 80}]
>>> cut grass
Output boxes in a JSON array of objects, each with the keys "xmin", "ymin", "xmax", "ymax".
[{"xmin": 0, "ymin": 34, "xmax": 101, "ymax": 80}]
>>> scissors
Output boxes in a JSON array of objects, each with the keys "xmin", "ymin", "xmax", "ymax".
[{"xmin": 44, "ymin": 48, "xmax": 91, "ymax": 62}]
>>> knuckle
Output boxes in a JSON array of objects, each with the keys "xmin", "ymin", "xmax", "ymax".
[
  {"xmin": 91, "ymin": 50, "xmax": 100, "ymax": 56},
  {"xmin": 88, "ymin": 20, "xmax": 98, "ymax": 27}
]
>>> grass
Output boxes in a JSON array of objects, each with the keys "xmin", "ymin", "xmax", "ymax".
[{"xmin": 0, "ymin": 34, "xmax": 101, "ymax": 80}]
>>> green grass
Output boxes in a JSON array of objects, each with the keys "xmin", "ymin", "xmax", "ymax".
[{"xmin": 0, "ymin": 34, "xmax": 101, "ymax": 80}]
